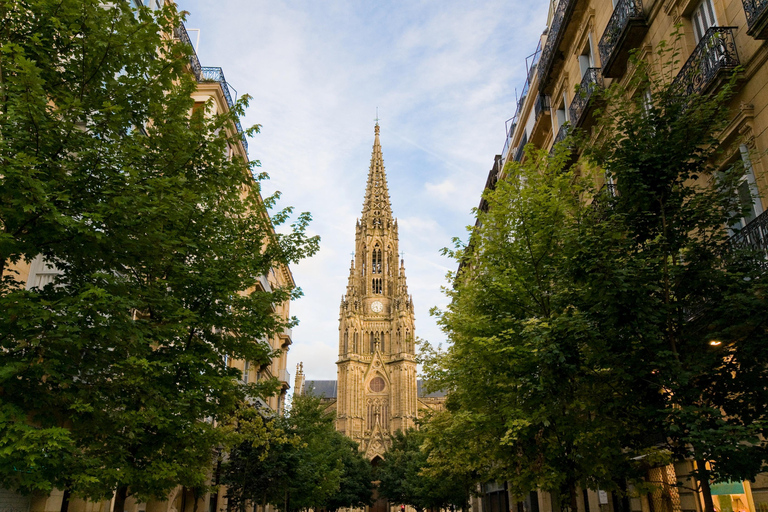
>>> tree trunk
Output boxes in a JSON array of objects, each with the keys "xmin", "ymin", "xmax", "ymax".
[
  {"xmin": 695, "ymin": 459, "xmax": 715, "ymax": 512},
  {"xmin": 113, "ymin": 486, "xmax": 129, "ymax": 512},
  {"xmin": 60, "ymin": 489, "xmax": 71, "ymax": 512}
]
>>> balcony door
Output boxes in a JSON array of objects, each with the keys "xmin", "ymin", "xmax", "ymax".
[{"xmin": 692, "ymin": 0, "xmax": 718, "ymax": 42}]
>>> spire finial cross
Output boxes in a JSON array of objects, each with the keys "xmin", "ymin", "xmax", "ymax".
[{"xmin": 374, "ymin": 107, "xmax": 380, "ymax": 126}]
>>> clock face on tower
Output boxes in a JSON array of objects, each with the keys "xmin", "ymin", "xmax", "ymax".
[{"xmin": 371, "ymin": 300, "xmax": 383, "ymax": 313}]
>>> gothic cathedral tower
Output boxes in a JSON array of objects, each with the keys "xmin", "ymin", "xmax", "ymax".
[{"xmin": 336, "ymin": 123, "xmax": 418, "ymax": 460}]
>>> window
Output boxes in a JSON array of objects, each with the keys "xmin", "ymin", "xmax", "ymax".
[
  {"xmin": 243, "ymin": 361, "xmax": 250, "ymax": 384},
  {"xmin": 730, "ymin": 145, "xmax": 763, "ymax": 232},
  {"xmin": 692, "ymin": 0, "xmax": 718, "ymax": 43},
  {"xmin": 578, "ymin": 35, "xmax": 596, "ymax": 78}
]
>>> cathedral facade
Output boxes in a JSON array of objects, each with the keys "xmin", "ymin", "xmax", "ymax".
[{"xmin": 294, "ymin": 123, "xmax": 444, "ymax": 460}]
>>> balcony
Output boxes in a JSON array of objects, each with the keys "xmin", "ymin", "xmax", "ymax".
[
  {"xmin": 173, "ymin": 23, "xmax": 202, "ymax": 81},
  {"xmin": 598, "ymin": 0, "xmax": 649, "ymax": 78},
  {"xmin": 174, "ymin": 23, "xmax": 248, "ymax": 154},
  {"xmin": 671, "ymin": 27, "xmax": 740, "ymax": 97},
  {"xmin": 539, "ymin": 0, "xmax": 578, "ymax": 92},
  {"xmin": 569, "ymin": 68, "xmax": 604, "ymax": 128},
  {"xmin": 743, "ymin": 0, "xmax": 768, "ymax": 39},
  {"xmin": 730, "ymin": 209, "xmax": 768, "ymax": 268},
  {"xmin": 278, "ymin": 368, "xmax": 291, "ymax": 389},
  {"xmin": 200, "ymin": 67, "xmax": 249, "ymax": 153},
  {"xmin": 550, "ymin": 122, "xmax": 572, "ymax": 156}
]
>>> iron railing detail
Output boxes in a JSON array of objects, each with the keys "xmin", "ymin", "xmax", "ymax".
[
  {"xmin": 730, "ymin": 209, "xmax": 768, "ymax": 264},
  {"xmin": 538, "ymin": 0, "xmax": 577, "ymax": 91},
  {"xmin": 569, "ymin": 68, "xmax": 603, "ymax": 127},
  {"xmin": 598, "ymin": 0, "xmax": 645, "ymax": 73},
  {"xmin": 200, "ymin": 67, "xmax": 248, "ymax": 153},
  {"xmin": 671, "ymin": 27, "xmax": 739, "ymax": 97},
  {"xmin": 550, "ymin": 122, "xmax": 572, "ymax": 155},
  {"xmin": 743, "ymin": 0, "xmax": 768, "ymax": 36},
  {"xmin": 174, "ymin": 23, "xmax": 248, "ymax": 154},
  {"xmin": 173, "ymin": 23, "xmax": 203, "ymax": 81}
]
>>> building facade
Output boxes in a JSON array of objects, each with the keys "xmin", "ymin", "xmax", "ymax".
[
  {"xmin": 472, "ymin": 1, "xmax": 768, "ymax": 512},
  {"xmin": 295, "ymin": 124, "xmax": 445, "ymax": 461},
  {"xmin": 2, "ymin": 6, "xmax": 293, "ymax": 512}
]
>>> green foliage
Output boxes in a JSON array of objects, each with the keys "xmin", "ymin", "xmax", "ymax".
[
  {"xmin": 221, "ymin": 395, "xmax": 373, "ymax": 512},
  {"xmin": 423, "ymin": 38, "xmax": 768, "ymax": 510},
  {"xmin": 0, "ymin": 0, "xmax": 318, "ymax": 502},
  {"xmin": 377, "ymin": 428, "xmax": 474, "ymax": 512}
]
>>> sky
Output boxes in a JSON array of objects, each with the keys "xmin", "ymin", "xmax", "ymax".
[{"xmin": 181, "ymin": 0, "xmax": 550, "ymax": 382}]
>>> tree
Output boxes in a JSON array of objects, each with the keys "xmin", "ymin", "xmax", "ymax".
[
  {"xmin": 0, "ymin": 0, "xmax": 318, "ymax": 506},
  {"xmin": 422, "ymin": 147, "xmax": 636, "ymax": 511},
  {"xmin": 220, "ymin": 394, "xmax": 373, "ymax": 512},
  {"xmin": 423, "ymin": 36, "xmax": 768, "ymax": 512},
  {"xmin": 578, "ymin": 41, "xmax": 768, "ymax": 511},
  {"xmin": 377, "ymin": 428, "xmax": 473, "ymax": 512}
]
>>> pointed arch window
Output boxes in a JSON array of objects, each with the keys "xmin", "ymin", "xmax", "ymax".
[{"xmin": 372, "ymin": 245, "xmax": 382, "ymax": 274}]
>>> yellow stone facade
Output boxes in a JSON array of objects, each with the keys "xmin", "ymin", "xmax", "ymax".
[{"xmin": 478, "ymin": 1, "xmax": 768, "ymax": 512}]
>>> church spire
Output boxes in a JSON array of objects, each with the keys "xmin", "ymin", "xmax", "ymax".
[{"xmin": 362, "ymin": 123, "xmax": 393, "ymax": 226}]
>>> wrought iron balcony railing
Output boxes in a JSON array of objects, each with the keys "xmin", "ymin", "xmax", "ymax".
[
  {"xmin": 200, "ymin": 67, "xmax": 248, "ymax": 153},
  {"xmin": 174, "ymin": 23, "xmax": 248, "ymax": 154},
  {"xmin": 598, "ymin": 0, "xmax": 648, "ymax": 78},
  {"xmin": 538, "ymin": 0, "xmax": 578, "ymax": 92},
  {"xmin": 173, "ymin": 23, "xmax": 203, "ymax": 82},
  {"xmin": 743, "ymin": 0, "xmax": 768, "ymax": 39},
  {"xmin": 569, "ymin": 68, "xmax": 604, "ymax": 127},
  {"xmin": 550, "ymin": 122, "xmax": 572, "ymax": 156},
  {"xmin": 671, "ymin": 27, "xmax": 739, "ymax": 97},
  {"xmin": 730, "ymin": 208, "xmax": 768, "ymax": 267}
]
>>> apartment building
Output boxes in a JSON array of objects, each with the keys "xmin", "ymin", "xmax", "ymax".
[
  {"xmin": 1, "ymin": 3, "xmax": 293, "ymax": 512},
  {"xmin": 474, "ymin": 1, "xmax": 768, "ymax": 512}
]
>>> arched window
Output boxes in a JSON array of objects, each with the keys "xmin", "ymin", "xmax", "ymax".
[
  {"xmin": 354, "ymin": 331, "xmax": 358, "ymax": 353},
  {"xmin": 370, "ymin": 332, "xmax": 376, "ymax": 353},
  {"xmin": 343, "ymin": 331, "xmax": 349, "ymax": 354},
  {"xmin": 372, "ymin": 244, "xmax": 382, "ymax": 274}
]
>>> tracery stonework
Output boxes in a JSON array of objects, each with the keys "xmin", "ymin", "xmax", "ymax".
[{"xmin": 294, "ymin": 124, "xmax": 445, "ymax": 460}]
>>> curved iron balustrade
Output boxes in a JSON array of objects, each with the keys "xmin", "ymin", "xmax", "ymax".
[
  {"xmin": 671, "ymin": 27, "xmax": 739, "ymax": 97},
  {"xmin": 598, "ymin": 0, "xmax": 645, "ymax": 76},
  {"xmin": 569, "ymin": 67, "xmax": 603, "ymax": 127}
]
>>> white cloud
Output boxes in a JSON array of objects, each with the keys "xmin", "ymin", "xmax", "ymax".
[{"xmin": 180, "ymin": 0, "xmax": 549, "ymax": 383}]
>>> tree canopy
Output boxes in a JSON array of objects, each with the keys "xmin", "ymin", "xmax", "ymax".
[
  {"xmin": 221, "ymin": 394, "xmax": 373, "ymax": 512},
  {"xmin": 0, "ymin": 0, "xmax": 318, "ymax": 504},
  {"xmin": 421, "ymin": 41, "xmax": 768, "ymax": 512}
]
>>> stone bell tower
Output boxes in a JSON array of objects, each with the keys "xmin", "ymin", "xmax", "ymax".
[{"xmin": 335, "ymin": 122, "xmax": 417, "ymax": 460}]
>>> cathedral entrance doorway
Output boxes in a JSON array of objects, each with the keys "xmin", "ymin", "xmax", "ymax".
[{"xmin": 371, "ymin": 456, "xmax": 388, "ymax": 512}]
